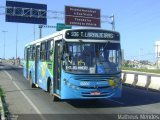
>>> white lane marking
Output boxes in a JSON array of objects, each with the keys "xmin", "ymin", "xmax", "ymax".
[
  {"xmin": 107, "ymin": 99, "xmax": 124, "ymax": 105},
  {"xmin": 4, "ymin": 71, "xmax": 13, "ymax": 80},
  {"xmin": 4, "ymin": 70, "xmax": 47, "ymax": 120},
  {"xmin": 12, "ymin": 81, "xmax": 42, "ymax": 113}
]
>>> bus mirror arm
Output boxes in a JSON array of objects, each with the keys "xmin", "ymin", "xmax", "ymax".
[
  {"xmin": 61, "ymin": 54, "xmax": 64, "ymax": 61},
  {"xmin": 69, "ymin": 55, "xmax": 72, "ymax": 61}
]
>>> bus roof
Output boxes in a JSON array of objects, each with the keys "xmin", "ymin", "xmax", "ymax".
[
  {"xmin": 25, "ymin": 29, "xmax": 66, "ymax": 47},
  {"xmin": 25, "ymin": 28, "xmax": 120, "ymax": 47}
]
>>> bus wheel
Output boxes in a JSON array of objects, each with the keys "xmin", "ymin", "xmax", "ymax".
[
  {"xmin": 48, "ymin": 80, "xmax": 52, "ymax": 95},
  {"xmin": 29, "ymin": 73, "xmax": 35, "ymax": 88},
  {"xmin": 53, "ymin": 95, "xmax": 60, "ymax": 102}
]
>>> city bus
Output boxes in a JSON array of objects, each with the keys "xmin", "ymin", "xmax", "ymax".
[{"xmin": 23, "ymin": 28, "xmax": 122, "ymax": 101}]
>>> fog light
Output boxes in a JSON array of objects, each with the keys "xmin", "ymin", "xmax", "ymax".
[{"xmin": 109, "ymin": 79, "xmax": 115, "ymax": 86}]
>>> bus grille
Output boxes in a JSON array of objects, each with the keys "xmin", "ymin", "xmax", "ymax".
[
  {"xmin": 71, "ymin": 75, "xmax": 114, "ymax": 90},
  {"xmin": 79, "ymin": 86, "xmax": 111, "ymax": 89},
  {"xmin": 81, "ymin": 91, "xmax": 112, "ymax": 97}
]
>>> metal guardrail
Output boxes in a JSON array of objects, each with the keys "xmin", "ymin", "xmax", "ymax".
[{"xmin": 122, "ymin": 70, "xmax": 160, "ymax": 91}]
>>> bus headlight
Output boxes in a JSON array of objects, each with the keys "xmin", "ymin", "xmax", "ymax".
[
  {"xmin": 63, "ymin": 78, "xmax": 79, "ymax": 90},
  {"xmin": 72, "ymin": 85, "xmax": 79, "ymax": 90}
]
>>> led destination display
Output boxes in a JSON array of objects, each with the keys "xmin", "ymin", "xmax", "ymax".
[{"xmin": 65, "ymin": 29, "xmax": 120, "ymax": 40}]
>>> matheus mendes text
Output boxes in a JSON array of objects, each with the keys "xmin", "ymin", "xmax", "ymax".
[{"xmin": 118, "ymin": 114, "xmax": 160, "ymax": 120}]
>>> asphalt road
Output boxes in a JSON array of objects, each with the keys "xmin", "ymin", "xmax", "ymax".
[{"xmin": 0, "ymin": 63, "xmax": 160, "ymax": 120}]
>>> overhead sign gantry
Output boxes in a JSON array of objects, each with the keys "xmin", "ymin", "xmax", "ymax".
[{"xmin": 5, "ymin": 1, "xmax": 47, "ymax": 24}]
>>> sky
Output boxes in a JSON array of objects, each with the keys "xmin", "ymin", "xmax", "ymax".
[{"xmin": 0, "ymin": 0, "xmax": 160, "ymax": 62}]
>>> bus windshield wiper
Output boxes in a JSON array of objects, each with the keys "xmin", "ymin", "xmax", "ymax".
[{"xmin": 99, "ymin": 41, "xmax": 109, "ymax": 55}]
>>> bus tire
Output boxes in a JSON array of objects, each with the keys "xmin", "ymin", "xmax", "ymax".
[
  {"xmin": 47, "ymin": 79, "xmax": 52, "ymax": 94},
  {"xmin": 29, "ymin": 73, "xmax": 35, "ymax": 88},
  {"xmin": 53, "ymin": 95, "xmax": 60, "ymax": 102}
]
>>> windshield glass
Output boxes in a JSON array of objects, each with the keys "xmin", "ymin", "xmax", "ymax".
[{"xmin": 62, "ymin": 42, "xmax": 121, "ymax": 74}]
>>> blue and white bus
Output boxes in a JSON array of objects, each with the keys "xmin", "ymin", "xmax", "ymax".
[{"xmin": 23, "ymin": 28, "xmax": 122, "ymax": 101}]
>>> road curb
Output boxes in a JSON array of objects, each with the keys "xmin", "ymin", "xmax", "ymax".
[{"xmin": 0, "ymin": 97, "xmax": 5, "ymax": 120}]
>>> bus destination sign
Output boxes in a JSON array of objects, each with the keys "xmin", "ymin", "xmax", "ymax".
[{"xmin": 65, "ymin": 29, "xmax": 120, "ymax": 40}]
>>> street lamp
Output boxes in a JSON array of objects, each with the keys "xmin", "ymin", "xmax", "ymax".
[
  {"xmin": 16, "ymin": 24, "xmax": 18, "ymax": 59},
  {"xmin": 110, "ymin": 14, "xmax": 115, "ymax": 31},
  {"xmin": 2, "ymin": 30, "xmax": 8, "ymax": 59},
  {"xmin": 101, "ymin": 14, "xmax": 115, "ymax": 31}
]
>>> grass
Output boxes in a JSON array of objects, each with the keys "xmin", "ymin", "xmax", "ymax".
[
  {"xmin": 0, "ymin": 87, "xmax": 4, "ymax": 97},
  {"xmin": 0, "ymin": 86, "xmax": 4, "ymax": 116},
  {"xmin": 0, "ymin": 86, "xmax": 10, "ymax": 119},
  {"xmin": 122, "ymin": 66, "xmax": 160, "ymax": 74}
]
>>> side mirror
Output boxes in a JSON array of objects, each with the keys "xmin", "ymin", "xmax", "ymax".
[
  {"xmin": 61, "ymin": 54, "xmax": 64, "ymax": 61},
  {"xmin": 69, "ymin": 55, "xmax": 72, "ymax": 61},
  {"xmin": 59, "ymin": 43, "xmax": 63, "ymax": 53}
]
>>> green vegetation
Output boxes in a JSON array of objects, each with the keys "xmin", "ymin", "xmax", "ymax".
[
  {"xmin": 0, "ymin": 87, "xmax": 4, "ymax": 97},
  {"xmin": 0, "ymin": 86, "xmax": 10, "ymax": 118},
  {"xmin": 122, "ymin": 66, "xmax": 160, "ymax": 74},
  {"xmin": 0, "ymin": 86, "xmax": 4, "ymax": 115}
]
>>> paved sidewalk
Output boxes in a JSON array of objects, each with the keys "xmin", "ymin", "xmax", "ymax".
[{"xmin": 0, "ymin": 66, "xmax": 38, "ymax": 117}]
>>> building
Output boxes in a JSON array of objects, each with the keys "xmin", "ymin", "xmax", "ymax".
[{"xmin": 155, "ymin": 41, "xmax": 160, "ymax": 68}]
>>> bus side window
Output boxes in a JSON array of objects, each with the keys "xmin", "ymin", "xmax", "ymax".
[
  {"xmin": 40, "ymin": 42, "xmax": 46, "ymax": 61},
  {"xmin": 28, "ymin": 47, "xmax": 31, "ymax": 61},
  {"xmin": 31, "ymin": 45, "xmax": 36, "ymax": 60},
  {"xmin": 46, "ymin": 40, "xmax": 53, "ymax": 61},
  {"xmin": 51, "ymin": 41, "xmax": 54, "ymax": 61},
  {"xmin": 46, "ymin": 40, "xmax": 51, "ymax": 61}
]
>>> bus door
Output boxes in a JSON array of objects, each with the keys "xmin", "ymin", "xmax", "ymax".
[
  {"xmin": 26, "ymin": 48, "xmax": 30, "ymax": 79},
  {"xmin": 35, "ymin": 45, "xmax": 40, "ymax": 85},
  {"xmin": 54, "ymin": 40, "xmax": 61, "ymax": 95}
]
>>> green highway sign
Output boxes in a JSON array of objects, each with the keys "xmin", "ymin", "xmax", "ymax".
[{"xmin": 56, "ymin": 23, "xmax": 72, "ymax": 31}]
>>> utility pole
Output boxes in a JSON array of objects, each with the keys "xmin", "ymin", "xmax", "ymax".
[
  {"xmin": 2, "ymin": 30, "xmax": 8, "ymax": 59},
  {"xmin": 101, "ymin": 14, "xmax": 116, "ymax": 31},
  {"xmin": 156, "ymin": 44, "xmax": 159, "ymax": 69},
  {"xmin": 34, "ymin": 24, "xmax": 36, "ymax": 40},
  {"xmin": 110, "ymin": 14, "xmax": 115, "ymax": 31},
  {"xmin": 16, "ymin": 24, "xmax": 18, "ymax": 59},
  {"xmin": 39, "ymin": 25, "xmax": 43, "ymax": 39}
]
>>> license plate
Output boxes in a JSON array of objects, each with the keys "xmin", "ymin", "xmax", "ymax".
[{"xmin": 90, "ymin": 92, "xmax": 101, "ymax": 95}]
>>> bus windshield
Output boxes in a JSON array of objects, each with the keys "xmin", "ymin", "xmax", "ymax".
[{"xmin": 62, "ymin": 42, "xmax": 121, "ymax": 74}]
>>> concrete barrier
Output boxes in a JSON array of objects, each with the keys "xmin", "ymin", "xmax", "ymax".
[
  {"xmin": 124, "ymin": 73, "xmax": 135, "ymax": 85},
  {"xmin": 121, "ymin": 73, "xmax": 124, "ymax": 80},
  {"xmin": 148, "ymin": 76, "xmax": 160, "ymax": 90},
  {"xmin": 122, "ymin": 70, "xmax": 160, "ymax": 91},
  {"xmin": 136, "ymin": 75, "xmax": 147, "ymax": 87},
  {"xmin": 121, "ymin": 73, "xmax": 125, "ymax": 82}
]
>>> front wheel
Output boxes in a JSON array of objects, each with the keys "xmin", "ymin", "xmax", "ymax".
[
  {"xmin": 53, "ymin": 94, "xmax": 60, "ymax": 102},
  {"xmin": 48, "ymin": 81, "xmax": 53, "ymax": 95}
]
